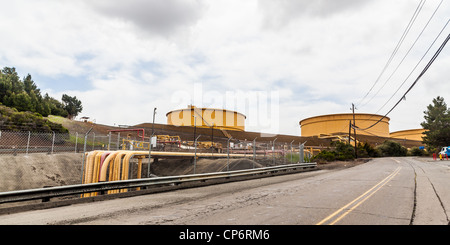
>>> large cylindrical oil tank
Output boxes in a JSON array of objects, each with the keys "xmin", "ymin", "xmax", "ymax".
[
  {"xmin": 390, "ymin": 129, "xmax": 426, "ymax": 141},
  {"xmin": 166, "ymin": 105, "xmax": 246, "ymax": 131},
  {"xmin": 299, "ymin": 113, "xmax": 390, "ymax": 137}
]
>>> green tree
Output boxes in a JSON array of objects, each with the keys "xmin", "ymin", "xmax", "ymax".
[
  {"xmin": 2, "ymin": 67, "xmax": 22, "ymax": 94},
  {"xmin": 23, "ymin": 74, "xmax": 39, "ymax": 95},
  {"xmin": 420, "ymin": 96, "xmax": 450, "ymax": 149},
  {"xmin": 1, "ymin": 66, "xmax": 83, "ymax": 119},
  {"xmin": 44, "ymin": 93, "xmax": 68, "ymax": 117},
  {"xmin": 62, "ymin": 94, "xmax": 83, "ymax": 119},
  {"xmin": 12, "ymin": 92, "xmax": 33, "ymax": 112},
  {"xmin": 0, "ymin": 67, "xmax": 22, "ymax": 106}
]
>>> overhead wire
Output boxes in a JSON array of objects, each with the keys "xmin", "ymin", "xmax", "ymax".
[
  {"xmin": 356, "ymin": 0, "xmax": 427, "ymax": 107},
  {"xmin": 356, "ymin": 24, "xmax": 450, "ymax": 131},
  {"xmin": 365, "ymin": 0, "xmax": 444, "ymax": 111},
  {"xmin": 375, "ymin": 16, "xmax": 448, "ymax": 115}
]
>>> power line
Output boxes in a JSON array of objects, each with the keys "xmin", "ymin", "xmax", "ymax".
[
  {"xmin": 356, "ymin": 0, "xmax": 427, "ymax": 107},
  {"xmin": 363, "ymin": 0, "xmax": 443, "ymax": 110},
  {"xmin": 356, "ymin": 28, "xmax": 450, "ymax": 131},
  {"xmin": 375, "ymin": 17, "xmax": 448, "ymax": 115}
]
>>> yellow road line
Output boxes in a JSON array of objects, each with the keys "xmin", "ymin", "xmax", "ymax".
[{"xmin": 316, "ymin": 166, "xmax": 402, "ymax": 225}]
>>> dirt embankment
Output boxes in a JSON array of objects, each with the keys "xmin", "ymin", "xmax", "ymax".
[{"xmin": 0, "ymin": 153, "xmax": 83, "ymax": 192}]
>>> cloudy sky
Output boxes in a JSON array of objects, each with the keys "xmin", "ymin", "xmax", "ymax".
[{"xmin": 0, "ymin": 0, "xmax": 449, "ymax": 136}]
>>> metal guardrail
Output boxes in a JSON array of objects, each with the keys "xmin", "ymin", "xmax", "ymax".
[{"xmin": 0, "ymin": 163, "xmax": 316, "ymax": 205}]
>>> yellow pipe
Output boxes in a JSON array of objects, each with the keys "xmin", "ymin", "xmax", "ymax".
[
  {"xmin": 81, "ymin": 152, "xmax": 93, "ymax": 197},
  {"xmin": 83, "ymin": 151, "xmax": 95, "ymax": 197},
  {"xmin": 108, "ymin": 155, "xmax": 119, "ymax": 194},
  {"xmin": 91, "ymin": 151, "xmax": 105, "ymax": 196},
  {"xmin": 99, "ymin": 151, "xmax": 120, "ymax": 182},
  {"xmin": 97, "ymin": 149, "xmax": 256, "ymax": 182},
  {"xmin": 83, "ymin": 148, "xmax": 292, "ymax": 197},
  {"xmin": 120, "ymin": 152, "xmax": 131, "ymax": 181},
  {"xmin": 111, "ymin": 151, "xmax": 129, "ymax": 193},
  {"xmin": 108, "ymin": 156, "xmax": 114, "ymax": 182},
  {"xmin": 91, "ymin": 149, "xmax": 255, "ymax": 195},
  {"xmin": 114, "ymin": 150, "xmax": 250, "ymax": 158},
  {"xmin": 110, "ymin": 154, "xmax": 122, "ymax": 188},
  {"xmin": 118, "ymin": 151, "xmax": 131, "ymax": 193},
  {"xmin": 119, "ymin": 152, "xmax": 147, "ymax": 193},
  {"xmin": 83, "ymin": 151, "xmax": 105, "ymax": 197},
  {"xmin": 83, "ymin": 152, "xmax": 93, "ymax": 184},
  {"xmin": 84, "ymin": 151, "xmax": 97, "ymax": 184},
  {"xmin": 92, "ymin": 151, "xmax": 104, "ymax": 183}
]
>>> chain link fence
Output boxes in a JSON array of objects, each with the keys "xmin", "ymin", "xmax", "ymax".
[
  {"xmin": 0, "ymin": 129, "xmax": 314, "ymax": 194},
  {"xmin": 0, "ymin": 130, "xmax": 119, "ymax": 155},
  {"xmin": 0, "ymin": 130, "xmax": 313, "ymax": 163}
]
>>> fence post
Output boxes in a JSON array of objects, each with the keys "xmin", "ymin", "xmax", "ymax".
[
  {"xmin": 272, "ymin": 138, "xmax": 277, "ymax": 165},
  {"xmin": 253, "ymin": 137, "xmax": 257, "ymax": 167},
  {"xmin": 299, "ymin": 143, "xmax": 304, "ymax": 163},
  {"xmin": 26, "ymin": 131, "xmax": 31, "ymax": 155},
  {"xmin": 51, "ymin": 131, "xmax": 55, "ymax": 154},
  {"xmin": 75, "ymin": 132, "xmax": 78, "ymax": 153},
  {"xmin": 290, "ymin": 140, "xmax": 294, "ymax": 163},
  {"xmin": 227, "ymin": 137, "xmax": 232, "ymax": 172},
  {"xmin": 194, "ymin": 135, "xmax": 201, "ymax": 174},
  {"xmin": 108, "ymin": 132, "xmax": 111, "ymax": 151},
  {"xmin": 147, "ymin": 133, "xmax": 154, "ymax": 178},
  {"xmin": 244, "ymin": 139, "xmax": 246, "ymax": 158},
  {"xmin": 117, "ymin": 132, "xmax": 120, "ymax": 150},
  {"xmin": 92, "ymin": 132, "xmax": 96, "ymax": 151},
  {"xmin": 81, "ymin": 127, "xmax": 93, "ymax": 184}
]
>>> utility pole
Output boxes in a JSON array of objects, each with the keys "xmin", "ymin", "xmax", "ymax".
[
  {"xmin": 151, "ymin": 108, "xmax": 157, "ymax": 137},
  {"xmin": 193, "ymin": 116, "xmax": 197, "ymax": 145},
  {"xmin": 211, "ymin": 125, "xmax": 214, "ymax": 154},
  {"xmin": 351, "ymin": 103, "xmax": 357, "ymax": 159},
  {"xmin": 348, "ymin": 120, "xmax": 352, "ymax": 145},
  {"xmin": 148, "ymin": 107, "xmax": 157, "ymax": 178}
]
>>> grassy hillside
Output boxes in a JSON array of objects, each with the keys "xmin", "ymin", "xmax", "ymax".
[
  {"xmin": 0, "ymin": 105, "xmax": 68, "ymax": 133},
  {"xmin": 46, "ymin": 115, "xmax": 121, "ymax": 135}
]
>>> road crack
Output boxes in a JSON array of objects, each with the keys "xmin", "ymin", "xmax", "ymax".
[
  {"xmin": 407, "ymin": 159, "xmax": 449, "ymax": 225},
  {"xmin": 428, "ymin": 177, "xmax": 450, "ymax": 224},
  {"xmin": 409, "ymin": 165, "xmax": 417, "ymax": 225}
]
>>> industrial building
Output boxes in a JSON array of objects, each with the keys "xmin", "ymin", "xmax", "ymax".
[
  {"xmin": 299, "ymin": 113, "xmax": 390, "ymax": 138},
  {"xmin": 166, "ymin": 105, "xmax": 246, "ymax": 131},
  {"xmin": 390, "ymin": 129, "xmax": 426, "ymax": 142}
]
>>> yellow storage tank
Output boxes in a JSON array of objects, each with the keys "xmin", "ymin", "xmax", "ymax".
[
  {"xmin": 300, "ymin": 113, "xmax": 390, "ymax": 137},
  {"xmin": 390, "ymin": 129, "xmax": 426, "ymax": 142},
  {"xmin": 166, "ymin": 105, "xmax": 246, "ymax": 131}
]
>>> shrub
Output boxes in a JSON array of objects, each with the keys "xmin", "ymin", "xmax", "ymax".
[
  {"xmin": 312, "ymin": 141, "xmax": 355, "ymax": 162},
  {"xmin": 333, "ymin": 141, "xmax": 355, "ymax": 161},
  {"xmin": 0, "ymin": 105, "xmax": 68, "ymax": 133},
  {"xmin": 312, "ymin": 150, "xmax": 336, "ymax": 162},
  {"xmin": 408, "ymin": 147, "xmax": 425, "ymax": 156},
  {"xmin": 376, "ymin": 140, "xmax": 407, "ymax": 157},
  {"xmin": 358, "ymin": 142, "xmax": 379, "ymax": 157}
]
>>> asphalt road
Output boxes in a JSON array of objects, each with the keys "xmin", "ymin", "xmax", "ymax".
[{"xmin": 1, "ymin": 157, "xmax": 449, "ymax": 225}]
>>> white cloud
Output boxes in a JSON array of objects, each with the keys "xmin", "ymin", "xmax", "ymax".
[{"xmin": 89, "ymin": 0, "xmax": 206, "ymax": 37}]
